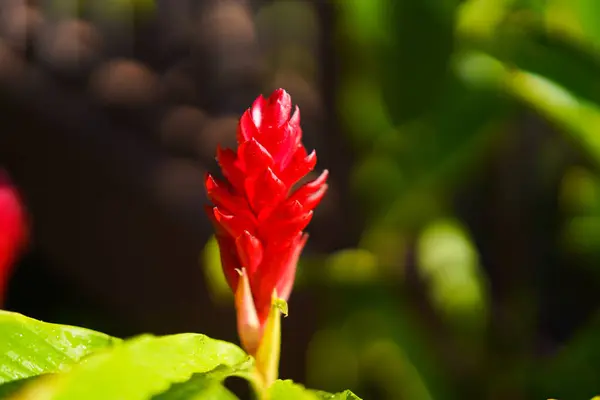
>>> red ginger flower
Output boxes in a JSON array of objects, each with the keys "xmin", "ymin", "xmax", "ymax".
[
  {"xmin": 204, "ymin": 89, "xmax": 327, "ymax": 354},
  {"xmin": 0, "ymin": 171, "xmax": 28, "ymax": 305}
]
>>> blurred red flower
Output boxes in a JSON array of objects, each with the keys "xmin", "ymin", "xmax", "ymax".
[
  {"xmin": 205, "ymin": 89, "xmax": 327, "ymax": 354},
  {"xmin": 0, "ymin": 171, "xmax": 28, "ymax": 305}
]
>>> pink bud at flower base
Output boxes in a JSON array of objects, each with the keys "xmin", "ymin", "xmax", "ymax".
[
  {"xmin": 205, "ymin": 89, "xmax": 327, "ymax": 356},
  {"xmin": 0, "ymin": 171, "xmax": 28, "ymax": 305}
]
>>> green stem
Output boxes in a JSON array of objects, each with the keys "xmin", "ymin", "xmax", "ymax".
[{"xmin": 252, "ymin": 294, "xmax": 287, "ymax": 399}]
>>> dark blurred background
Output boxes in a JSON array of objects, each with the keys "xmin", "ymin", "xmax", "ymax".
[{"xmin": 2, "ymin": 0, "xmax": 600, "ymax": 399}]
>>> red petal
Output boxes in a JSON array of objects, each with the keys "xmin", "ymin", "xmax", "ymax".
[
  {"xmin": 260, "ymin": 200, "xmax": 303, "ymax": 225},
  {"xmin": 265, "ymin": 89, "xmax": 292, "ymax": 127},
  {"xmin": 282, "ymin": 210, "xmax": 313, "ymax": 234},
  {"xmin": 252, "ymin": 232, "xmax": 306, "ymax": 317},
  {"xmin": 292, "ymin": 169, "xmax": 328, "ymax": 193},
  {"xmin": 216, "ymin": 146, "xmax": 245, "ymax": 192},
  {"xmin": 275, "ymin": 106, "xmax": 302, "ymax": 169},
  {"xmin": 288, "ymin": 105, "xmax": 301, "ymax": 143},
  {"xmin": 235, "ymin": 230, "xmax": 263, "ymax": 275},
  {"xmin": 244, "ymin": 167, "xmax": 287, "ymax": 213},
  {"xmin": 281, "ymin": 148, "xmax": 317, "ymax": 187},
  {"xmin": 275, "ymin": 233, "xmax": 307, "ymax": 301},
  {"xmin": 288, "ymin": 170, "xmax": 328, "ymax": 211},
  {"xmin": 239, "ymin": 138, "xmax": 274, "ymax": 176},
  {"xmin": 262, "ymin": 210, "xmax": 313, "ymax": 245},
  {"xmin": 237, "ymin": 111, "xmax": 259, "ymax": 144},
  {"xmin": 251, "ymin": 95, "xmax": 266, "ymax": 127},
  {"xmin": 290, "ymin": 182, "xmax": 328, "ymax": 211},
  {"xmin": 212, "ymin": 207, "xmax": 255, "ymax": 238},
  {"xmin": 204, "ymin": 173, "xmax": 250, "ymax": 214},
  {"xmin": 252, "ymin": 126, "xmax": 280, "ymax": 159},
  {"xmin": 204, "ymin": 205, "xmax": 225, "ymax": 236},
  {"xmin": 214, "ymin": 234, "xmax": 241, "ymax": 292}
]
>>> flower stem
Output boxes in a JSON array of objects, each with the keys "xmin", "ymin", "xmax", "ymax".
[{"xmin": 253, "ymin": 293, "xmax": 287, "ymax": 398}]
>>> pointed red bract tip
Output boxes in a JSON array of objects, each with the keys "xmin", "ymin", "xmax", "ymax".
[{"xmin": 203, "ymin": 89, "xmax": 327, "ymax": 354}]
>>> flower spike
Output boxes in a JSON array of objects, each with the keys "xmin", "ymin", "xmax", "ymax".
[{"xmin": 204, "ymin": 89, "xmax": 327, "ymax": 388}]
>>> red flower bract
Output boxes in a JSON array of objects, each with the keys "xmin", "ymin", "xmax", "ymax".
[
  {"xmin": 204, "ymin": 89, "xmax": 327, "ymax": 353},
  {"xmin": 0, "ymin": 170, "xmax": 28, "ymax": 304}
]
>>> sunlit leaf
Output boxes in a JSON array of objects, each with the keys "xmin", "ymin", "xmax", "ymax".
[
  {"xmin": 314, "ymin": 389, "xmax": 362, "ymax": 400},
  {"xmin": 270, "ymin": 380, "xmax": 317, "ymax": 400},
  {"xmin": 151, "ymin": 361, "xmax": 255, "ymax": 400},
  {"xmin": 269, "ymin": 380, "xmax": 362, "ymax": 400},
  {"xmin": 0, "ymin": 311, "xmax": 119, "ymax": 385},
  {"xmin": 14, "ymin": 333, "xmax": 252, "ymax": 400}
]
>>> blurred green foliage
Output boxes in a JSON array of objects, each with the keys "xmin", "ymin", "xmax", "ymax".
[
  {"xmin": 200, "ymin": 0, "xmax": 600, "ymax": 398},
  {"xmin": 317, "ymin": 0, "xmax": 600, "ymax": 398}
]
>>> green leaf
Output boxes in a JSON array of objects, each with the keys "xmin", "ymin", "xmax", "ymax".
[
  {"xmin": 313, "ymin": 389, "xmax": 363, "ymax": 400},
  {"xmin": 269, "ymin": 380, "xmax": 362, "ymax": 400},
  {"xmin": 0, "ymin": 312, "xmax": 360, "ymax": 400},
  {"xmin": 14, "ymin": 333, "xmax": 252, "ymax": 400},
  {"xmin": 159, "ymin": 383, "xmax": 237, "ymax": 400},
  {"xmin": 270, "ymin": 380, "xmax": 316, "ymax": 400},
  {"xmin": 0, "ymin": 375, "xmax": 50, "ymax": 398},
  {"xmin": 152, "ymin": 361, "xmax": 255, "ymax": 400},
  {"xmin": 0, "ymin": 311, "xmax": 120, "ymax": 385}
]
